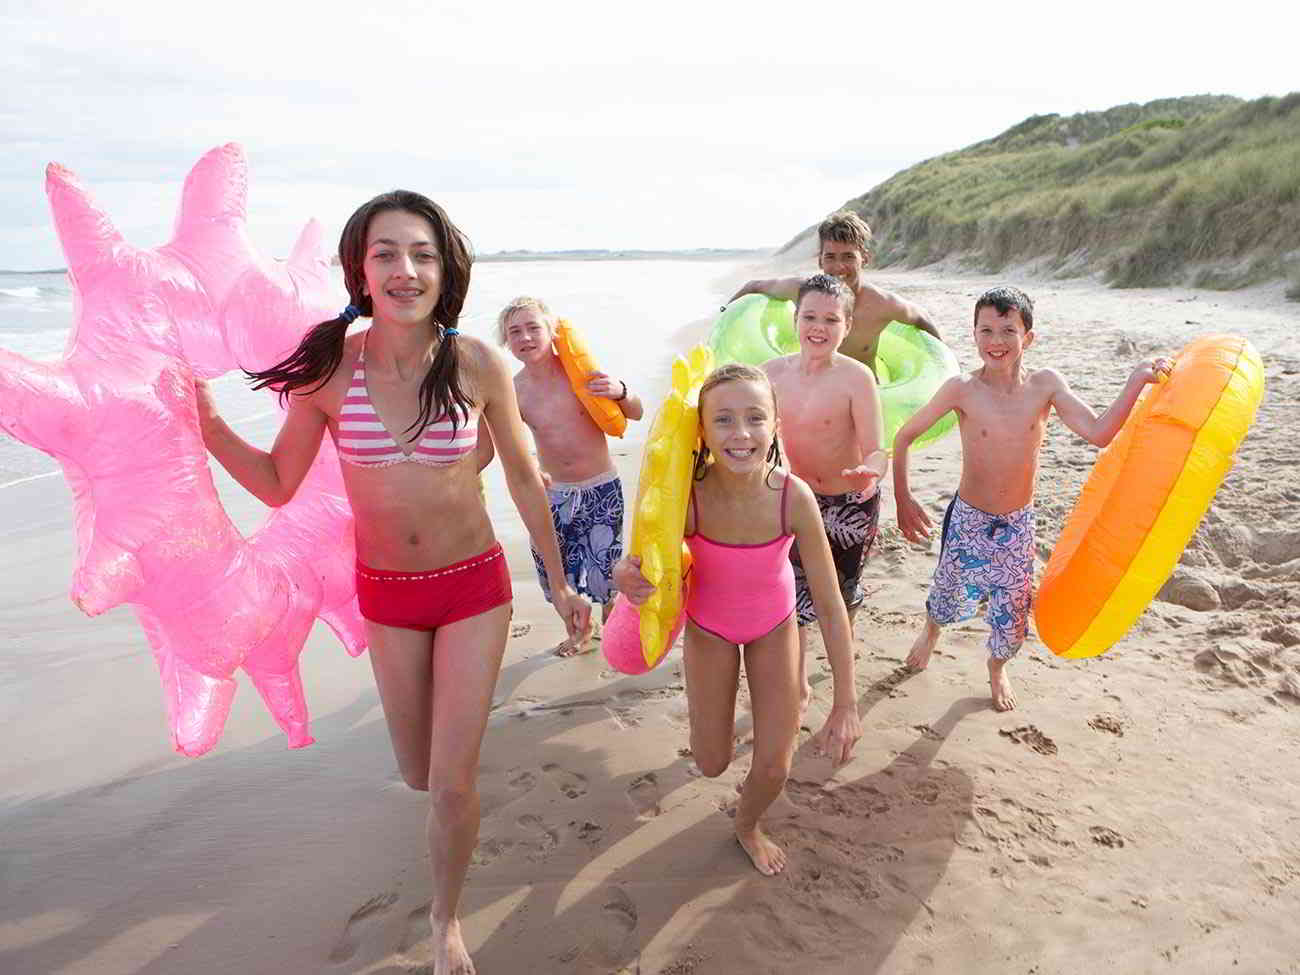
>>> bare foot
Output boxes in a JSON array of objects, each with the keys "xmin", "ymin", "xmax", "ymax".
[
  {"xmin": 906, "ymin": 617, "xmax": 941, "ymax": 671},
  {"xmin": 554, "ymin": 617, "xmax": 601, "ymax": 657},
  {"xmin": 430, "ymin": 915, "xmax": 474, "ymax": 975},
  {"xmin": 989, "ymin": 658, "xmax": 1017, "ymax": 711},
  {"xmin": 736, "ymin": 824, "xmax": 787, "ymax": 876}
]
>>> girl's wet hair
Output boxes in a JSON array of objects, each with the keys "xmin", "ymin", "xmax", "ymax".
[
  {"xmin": 974, "ymin": 285, "xmax": 1034, "ymax": 331},
  {"xmin": 693, "ymin": 363, "xmax": 783, "ymax": 485},
  {"xmin": 247, "ymin": 190, "xmax": 475, "ymax": 434}
]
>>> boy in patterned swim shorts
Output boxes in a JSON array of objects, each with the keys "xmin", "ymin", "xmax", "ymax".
[
  {"xmin": 499, "ymin": 297, "xmax": 644, "ymax": 655},
  {"xmin": 893, "ymin": 286, "xmax": 1171, "ymax": 710},
  {"xmin": 762, "ymin": 274, "xmax": 889, "ymax": 712}
]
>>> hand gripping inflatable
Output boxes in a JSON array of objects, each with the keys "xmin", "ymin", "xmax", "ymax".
[
  {"xmin": 615, "ymin": 344, "xmax": 713, "ymax": 669},
  {"xmin": 1035, "ymin": 334, "xmax": 1265, "ymax": 658},
  {"xmin": 0, "ymin": 144, "xmax": 366, "ymax": 756},
  {"xmin": 553, "ymin": 318, "xmax": 626, "ymax": 437},
  {"xmin": 709, "ymin": 295, "xmax": 959, "ymax": 449},
  {"xmin": 601, "ymin": 549, "xmax": 691, "ymax": 675}
]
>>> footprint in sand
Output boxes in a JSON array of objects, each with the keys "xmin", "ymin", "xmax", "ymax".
[
  {"xmin": 1089, "ymin": 825, "xmax": 1126, "ymax": 848},
  {"xmin": 397, "ymin": 904, "xmax": 431, "ymax": 958},
  {"xmin": 998, "ymin": 724, "xmax": 1058, "ymax": 756},
  {"xmin": 543, "ymin": 763, "xmax": 589, "ymax": 799},
  {"xmin": 327, "ymin": 892, "xmax": 398, "ymax": 964},
  {"xmin": 567, "ymin": 887, "xmax": 639, "ymax": 968},
  {"xmin": 571, "ymin": 819, "xmax": 605, "ymax": 847},
  {"xmin": 1088, "ymin": 714, "xmax": 1124, "ymax": 736},
  {"xmin": 627, "ymin": 772, "xmax": 662, "ymax": 819},
  {"xmin": 517, "ymin": 814, "xmax": 560, "ymax": 860}
]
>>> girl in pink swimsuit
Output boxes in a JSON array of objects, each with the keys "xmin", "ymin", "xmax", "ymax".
[
  {"xmin": 197, "ymin": 191, "xmax": 589, "ymax": 975},
  {"xmin": 614, "ymin": 363, "xmax": 862, "ymax": 877}
]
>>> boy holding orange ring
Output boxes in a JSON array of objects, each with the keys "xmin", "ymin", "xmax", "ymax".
[{"xmin": 893, "ymin": 286, "xmax": 1170, "ymax": 710}]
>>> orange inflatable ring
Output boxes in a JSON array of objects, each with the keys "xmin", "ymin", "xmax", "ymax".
[
  {"xmin": 553, "ymin": 318, "xmax": 626, "ymax": 438},
  {"xmin": 1035, "ymin": 334, "xmax": 1265, "ymax": 658}
]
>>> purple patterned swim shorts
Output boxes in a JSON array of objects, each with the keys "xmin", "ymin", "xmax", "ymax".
[{"xmin": 925, "ymin": 494, "xmax": 1035, "ymax": 659}]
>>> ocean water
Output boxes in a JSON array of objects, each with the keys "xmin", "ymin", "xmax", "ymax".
[{"xmin": 0, "ymin": 259, "xmax": 743, "ymax": 496}]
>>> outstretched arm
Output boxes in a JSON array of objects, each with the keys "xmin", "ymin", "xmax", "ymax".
[
  {"xmin": 893, "ymin": 376, "xmax": 963, "ymax": 543},
  {"xmin": 724, "ymin": 276, "xmax": 803, "ymax": 306},
  {"xmin": 478, "ymin": 340, "xmax": 591, "ymax": 641},
  {"xmin": 878, "ymin": 289, "xmax": 941, "ymax": 341},
  {"xmin": 1048, "ymin": 357, "xmax": 1171, "ymax": 446},
  {"xmin": 196, "ymin": 380, "xmax": 326, "ymax": 507},
  {"xmin": 842, "ymin": 364, "xmax": 888, "ymax": 493},
  {"xmin": 787, "ymin": 477, "xmax": 861, "ymax": 768}
]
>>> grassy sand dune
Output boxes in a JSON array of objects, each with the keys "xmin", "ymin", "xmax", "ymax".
[{"xmin": 785, "ymin": 93, "xmax": 1300, "ymax": 294}]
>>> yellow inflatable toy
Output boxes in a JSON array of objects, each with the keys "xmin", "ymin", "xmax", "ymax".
[
  {"xmin": 1035, "ymin": 334, "xmax": 1264, "ymax": 658},
  {"xmin": 627, "ymin": 343, "xmax": 713, "ymax": 667},
  {"xmin": 553, "ymin": 318, "xmax": 626, "ymax": 437}
]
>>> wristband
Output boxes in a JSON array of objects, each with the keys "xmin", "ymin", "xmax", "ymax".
[{"xmin": 613, "ymin": 380, "xmax": 628, "ymax": 402}]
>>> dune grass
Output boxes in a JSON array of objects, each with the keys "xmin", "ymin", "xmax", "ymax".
[{"xmin": 800, "ymin": 94, "xmax": 1300, "ymax": 295}]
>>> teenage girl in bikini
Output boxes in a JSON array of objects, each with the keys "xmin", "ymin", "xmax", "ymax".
[
  {"xmin": 197, "ymin": 191, "xmax": 589, "ymax": 975},
  {"xmin": 613, "ymin": 363, "xmax": 862, "ymax": 876}
]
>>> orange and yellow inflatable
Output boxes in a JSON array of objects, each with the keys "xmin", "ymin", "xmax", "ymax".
[
  {"xmin": 553, "ymin": 318, "xmax": 626, "ymax": 437},
  {"xmin": 1035, "ymin": 334, "xmax": 1265, "ymax": 658}
]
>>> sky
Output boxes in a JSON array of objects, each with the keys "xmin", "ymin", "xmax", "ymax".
[{"xmin": 2, "ymin": 0, "xmax": 1296, "ymax": 269}]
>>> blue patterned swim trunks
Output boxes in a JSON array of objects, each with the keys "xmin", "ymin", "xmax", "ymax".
[
  {"xmin": 530, "ymin": 469, "xmax": 624, "ymax": 606},
  {"xmin": 925, "ymin": 494, "xmax": 1035, "ymax": 659}
]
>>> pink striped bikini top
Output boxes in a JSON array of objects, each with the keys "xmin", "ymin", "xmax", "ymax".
[{"xmin": 336, "ymin": 335, "xmax": 479, "ymax": 468}]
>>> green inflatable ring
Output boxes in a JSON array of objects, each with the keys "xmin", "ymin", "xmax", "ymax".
[{"xmin": 708, "ymin": 294, "xmax": 958, "ymax": 449}]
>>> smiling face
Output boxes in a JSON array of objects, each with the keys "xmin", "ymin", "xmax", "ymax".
[
  {"xmin": 699, "ymin": 378, "xmax": 778, "ymax": 476},
  {"xmin": 503, "ymin": 306, "xmax": 555, "ymax": 365},
  {"xmin": 974, "ymin": 305, "xmax": 1034, "ymax": 369},
  {"xmin": 817, "ymin": 239, "xmax": 866, "ymax": 288},
  {"xmin": 360, "ymin": 209, "xmax": 443, "ymax": 328},
  {"xmin": 795, "ymin": 290, "xmax": 850, "ymax": 359}
]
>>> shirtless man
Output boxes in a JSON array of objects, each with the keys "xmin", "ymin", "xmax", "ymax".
[
  {"xmin": 499, "ymin": 296, "xmax": 644, "ymax": 654},
  {"xmin": 729, "ymin": 210, "xmax": 941, "ymax": 372},
  {"xmin": 893, "ymin": 286, "xmax": 1171, "ymax": 710},
  {"xmin": 762, "ymin": 274, "xmax": 888, "ymax": 710}
]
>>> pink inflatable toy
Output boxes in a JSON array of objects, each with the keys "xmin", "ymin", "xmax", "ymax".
[
  {"xmin": 0, "ymin": 145, "xmax": 365, "ymax": 756},
  {"xmin": 602, "ymin": 549, "xmax": 691, "ymax": 675},
  {"xmin": 602, "ymin": 594, "xmax": 689, "ymax": 675}
]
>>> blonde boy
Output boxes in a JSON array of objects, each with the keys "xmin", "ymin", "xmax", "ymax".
[
  {"xmin": 762, "ymin": 274, "xmax": 889, "ymax": 708},
  {"xmin": 498, "ymin": 297, "xmax": 644, "ymax": 654},
  {"xmin": 894, "ymin": 286, "xmax": 1171, "ymax": 710},
  {"xmin": 730, "ymin": 210, "xmax": 941, "ymax": 372}
]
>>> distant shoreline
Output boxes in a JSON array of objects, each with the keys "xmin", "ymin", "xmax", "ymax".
[
  {"xmin": 2, "ymin": 249, "xmax": 773, "ymax": 276},
  {"xmin": 477, "ymin": 247, "xmax": 771, "ymax": 263}
]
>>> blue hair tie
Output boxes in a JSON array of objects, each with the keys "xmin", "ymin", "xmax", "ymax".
[
  {"xmin": 339, "ymin": 304, "xmax": 361, "ymax": 324},
  {"xmin": 443, "ymin": 327, "xmax": 460, "ymax": 337}
]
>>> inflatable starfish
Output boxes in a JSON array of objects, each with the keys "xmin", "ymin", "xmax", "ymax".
[{"xmin": 0, "ymin": 146, "xmax": 365, "ymax": 756}]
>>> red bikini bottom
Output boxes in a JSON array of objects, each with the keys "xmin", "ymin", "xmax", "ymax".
[{"xmin": 355, "ymin": 543, "xmax": 513, "ymax": 631}]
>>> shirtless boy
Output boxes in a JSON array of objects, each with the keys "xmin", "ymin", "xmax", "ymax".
[
  {"xmin": 499, "ymin": 296, "xmax": 644, "ymax": 654},
  {"xmin": 729, "ymin": 210, "xmax": 941, "ymax": 372},
  {"xmin": 893, "ymin": 286, "xmax": 1172, "ymax": 710},
  {"xmin": 761, "ymin": 274, "xmax": 888, "ymax": 708}
]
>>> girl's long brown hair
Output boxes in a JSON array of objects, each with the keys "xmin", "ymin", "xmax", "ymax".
[{"xmin": 247, "ymin": 190, "xmax": 475, "ymax": 434}]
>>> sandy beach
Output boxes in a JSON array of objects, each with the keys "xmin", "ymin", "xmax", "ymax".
[{"xmin": 3, "ymin": 264, "xmax": 1299, "ymax": 974}]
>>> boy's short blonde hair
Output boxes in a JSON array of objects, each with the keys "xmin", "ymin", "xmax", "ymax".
[
  {"xmin": 817, "ymin": 210, "xmax": 873, "ymax": 256},
  {"xmin": 496, "ymin": 295, "xmax": 553, "ymax": 345}
]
